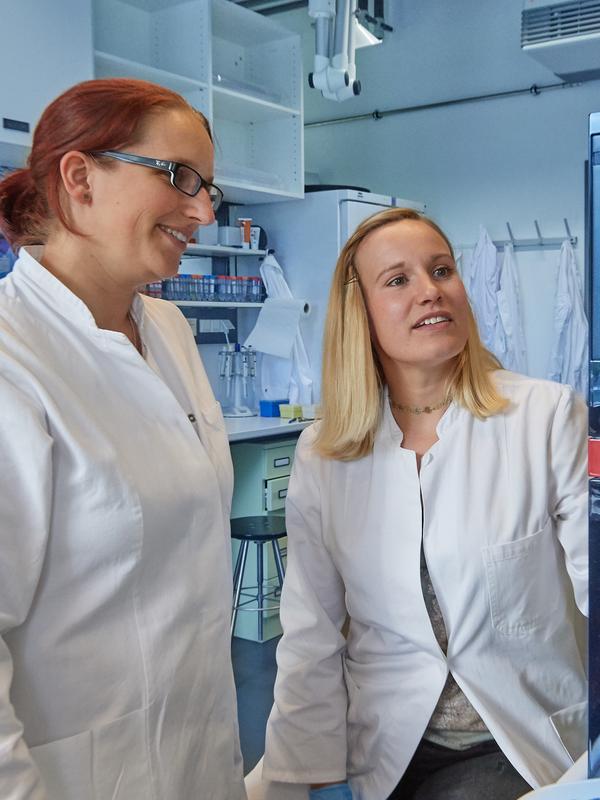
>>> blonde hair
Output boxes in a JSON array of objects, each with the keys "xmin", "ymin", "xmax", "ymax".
[{"xmin": 315, "ymin": 207, "xmax": 508, "ymax": 461}]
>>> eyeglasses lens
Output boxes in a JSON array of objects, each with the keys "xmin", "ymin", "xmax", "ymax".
[
  {"xmin": 174, "ymin": 165, "xmax": 222, "ymax": 211},
  {"xmin": 207, "ymin": 185, "xmax": 223, "ymax": 212},
  {"xmin": 174, "ymin": 164, "xmax": 201, "ymax": 196}
]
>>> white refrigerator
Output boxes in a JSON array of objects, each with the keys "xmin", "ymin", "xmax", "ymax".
[{"xmin": 231, "ymin": 189, "xmax": 425, "ymax": 401}]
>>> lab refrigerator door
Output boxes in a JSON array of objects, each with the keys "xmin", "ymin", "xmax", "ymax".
[
  {"xmin": 590, "ymin": 117, "xmax": 600, "ymax": 367},
  {"xmin": 590, "ymin": 126, "xmax": 600, "ymax": 409},
  {"xmin": 340, "ymin": 198, "xmax": 392, "ymax": 244},
  {"xmin": 590, "ymin": 476, "xmax": 600, "ymax": 777},
  {"xmin": 338, "ymin": 191, "xmax": 425, "ymax": 244}
]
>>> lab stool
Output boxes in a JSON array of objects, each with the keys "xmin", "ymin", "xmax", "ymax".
[{"xmin": 231, "ymin": 515, "xmax": 287, "ymax": 642}]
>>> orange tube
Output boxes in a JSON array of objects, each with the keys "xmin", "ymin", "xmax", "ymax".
[{"xmin": 237, "ymin": 217, "xmax": 252, "ymax": 249}]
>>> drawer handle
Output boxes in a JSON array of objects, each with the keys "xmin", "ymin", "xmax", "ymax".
[
  {"xmin": 278, "ymin": 489, "xmax": 288, "ymax": 499},
  {"xmin": 273, "ymin": 457, "xmax": 290, "ymax": 468}
]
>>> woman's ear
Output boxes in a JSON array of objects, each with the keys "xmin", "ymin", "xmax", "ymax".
[{"xmin": 59, "ymin": 151, "xmax": 94, "ymax": 205}]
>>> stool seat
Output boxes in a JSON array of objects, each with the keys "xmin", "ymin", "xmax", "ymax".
[{"xmin": 231, "ymin": 515, "xmax": 286, "ymax": 540}]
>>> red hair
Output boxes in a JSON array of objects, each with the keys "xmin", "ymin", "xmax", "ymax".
[{"xmin": 0, "ymin": 78, "xmax": 212, "ymax": 250}]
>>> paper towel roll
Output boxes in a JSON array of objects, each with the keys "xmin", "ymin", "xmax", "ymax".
[{"xmin": 244, "ymin": 297, "xmax": 310, "ymax": 358}]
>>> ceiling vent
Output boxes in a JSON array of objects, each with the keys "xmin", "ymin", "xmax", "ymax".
[{"xmin": 521, "ymin": 0, "xmax": 600, "ymax": 81}]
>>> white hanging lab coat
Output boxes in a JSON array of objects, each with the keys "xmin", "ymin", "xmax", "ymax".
[
  {"xmin": 0, "ymin": 248, "xmax": 246, "ymax": 800},
  {"xmin": 259, "ymin": 253, "xmax": 312, "ymax": 405},
  {"xmin": 263, "ymin": 372, "xmax": 587, "ymax": 800},
  {"xmin": 497, "ymin": 244, "xmax": 528, "ymax": 374},
  {"xmin": 466, "ymin": 226, "xmax": 503, "ymax": 355},
  {"xmin": 547, "ymin": 240, "xmax": 588, "ymax": 397}
]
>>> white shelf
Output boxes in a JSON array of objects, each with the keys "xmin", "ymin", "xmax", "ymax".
[
  {"xmin": 212, "ymin": 85, "xmax": 299, "ymax": 122},
  {"xmin": 216, "ymin": 179, "xmax": 303, "ymax": 205},
  {"xmin": 184, "ymin": 244, "xmax": 266, "ymax": 257},
  {"xmin": 173, "ymin": 301, "xmax": 264, "ymax": 308},
  {"xmin": 94, "ymin": 51, "xmax": 209, "ymax": 95},
  {"xmin": 117, "ymin": 0, "xmax": 192, "ymax": 10},
  {"xmin": 212, "ymin": 0, "xmax": 297, "ymax": 48}
]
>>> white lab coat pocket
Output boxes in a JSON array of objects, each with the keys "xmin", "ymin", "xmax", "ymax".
[
  {"xmin": 549, "ymin": 701, "xmax": 588, "ymax": 763},
  {"xmin": 30, "ymin": 728, "xmax": 94, "ymax": 800},
  {"xmin": 482, "ymin": 519, "xmax": 562, "ymax": 636}
]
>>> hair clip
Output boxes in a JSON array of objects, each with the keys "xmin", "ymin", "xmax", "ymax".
[{"xmin": 344, "ymin": 274, "xmax": 358, "ymax": 285}]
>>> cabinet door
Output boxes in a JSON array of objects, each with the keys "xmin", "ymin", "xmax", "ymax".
[{"xmin": 0, "ymin": 0, "xmax": 93, "ymax": 165}]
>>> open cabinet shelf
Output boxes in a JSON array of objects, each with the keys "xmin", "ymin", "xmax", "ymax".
[
  {"xmin": 92, "ymin": 0, "xmax": 303, "ymax": 204},
  {"xmin": 95, "ymin": 51, "xmax": 209, "ymax": 94}
]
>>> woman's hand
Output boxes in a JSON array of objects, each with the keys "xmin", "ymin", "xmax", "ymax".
[{"xmin": 309, "ymin": 783, "xmax": 353, "ymax": 799}]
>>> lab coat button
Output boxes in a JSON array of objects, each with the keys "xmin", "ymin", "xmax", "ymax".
[{"xmin": 188, "ymin": 413, "xmax": 197, "ymax": 423}]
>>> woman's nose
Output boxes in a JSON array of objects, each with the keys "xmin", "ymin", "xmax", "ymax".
[
  {"xmin": 417, "ymin": 275, "xmax": 442, "ymax": 302},
  {"xmin": 187, "ymin": 187, "xmax": 216, "ymax": 226}
]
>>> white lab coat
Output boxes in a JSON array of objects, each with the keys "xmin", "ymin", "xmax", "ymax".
[
  {"xmin": 547, "ymin": 240, "xmax": 588, "ymax": 397},
  {"xmin": 0, "ymin": 248, "xmax": 246, "ymax": 800},
  {"xmin": 466, "ymin": 226, "xmax": 504, "ymax": 356},
  {"xmin": 263, "ymin": 372, "xmax": 587, "ymax": 800},
  {"xmin": 497, "ymin": 244, "xmax": 528, "ymax": 374}
]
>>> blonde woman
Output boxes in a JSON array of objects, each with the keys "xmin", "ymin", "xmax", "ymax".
[{"xmin": 262, "ymin": 209, "xmax": 588, "ymax": 800}]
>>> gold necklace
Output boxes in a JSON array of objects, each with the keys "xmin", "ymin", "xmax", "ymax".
[
  {"xmin": 127, "ymin": 310, "xmax": 142, "ymax": 354},
  {"xmin": 389, "ymin": 397, "xmax": 448, "ymax": 415}
]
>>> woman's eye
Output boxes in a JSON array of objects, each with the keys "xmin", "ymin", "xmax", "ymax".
[
  {"xmin": 388, "ymin": 275, "xmax": 408, "ymax": 287},
  {"xmin": 433, "ymin": 265, "xmax": 454, "ymax": 278}
]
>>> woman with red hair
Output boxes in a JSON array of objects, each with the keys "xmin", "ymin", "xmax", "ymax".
[{"xmin": 0, "ymin": 79, "xmax": 246, "ymax": 800}]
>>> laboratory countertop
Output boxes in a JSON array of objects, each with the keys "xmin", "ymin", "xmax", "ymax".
[{"xmin": 224, "ymin": 415, "xmax": 313, "ymax": 442}]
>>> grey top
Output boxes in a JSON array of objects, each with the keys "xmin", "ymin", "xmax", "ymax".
[{"xmin": 421, "ymin": 544, "xmax": 494, "ymax": 750}]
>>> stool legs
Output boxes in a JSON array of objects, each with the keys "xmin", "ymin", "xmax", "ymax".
[
  {"xmin": 272, "ymin": 539, "xmax": 286, "ymax": 590},
  {"xmin": 231, "ymin": 539, "xmax": 250, "ymax": 636},
  {"xmin": 256, "ymin": 542, "xmax": 265, "ymax": 642},
  {"xmin": 231, "ymin": 532, "xmax": 287, "ymax": 642}
]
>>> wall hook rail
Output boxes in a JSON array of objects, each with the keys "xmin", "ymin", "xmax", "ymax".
[{"xmin": 456, "ymin": 219, "xmax": 577, "ymax": 252}]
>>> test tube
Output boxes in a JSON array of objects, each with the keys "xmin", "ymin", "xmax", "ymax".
[{"xmin": 207, "ymin": 275, "xmax": 214, "ymax": 301}]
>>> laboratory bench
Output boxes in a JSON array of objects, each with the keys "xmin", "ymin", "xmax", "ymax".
[{"xmin": 224, "ymin": 416, "xmax": 312, "ymax": 442}]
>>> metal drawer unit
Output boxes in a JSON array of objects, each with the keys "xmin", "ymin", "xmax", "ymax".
[
  {"xmin": 231, "ymin": 439, "xmax": 296, "ymax": 517},
  {"xmin": 230, "ymin": 436, "xmax": 298, "ymax": 641}
]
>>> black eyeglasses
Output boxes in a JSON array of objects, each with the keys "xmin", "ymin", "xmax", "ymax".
[{"xmin": 90, "ymin": 150, "xmax": 223, "ymax": 211}]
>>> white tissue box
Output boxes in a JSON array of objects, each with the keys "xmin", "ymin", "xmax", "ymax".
[
  {"xmin": 218, "ymin": 226, "xmax": 242, "ymax": 247},
  {"xmin": 196, "ymin": 221, "xmax": 219, "ymax": 245}
]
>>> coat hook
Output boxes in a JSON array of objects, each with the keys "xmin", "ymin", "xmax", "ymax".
[
  {"xmin": 506, "ymin": 222, "xmax": 515, "ymax": 245},
  {"xmin": 534, "ymin": 220, "xmax": 543, "ymax": 244},
  {"xmin": 564, "ymin": 218, "xmax": 573, "ymax": 242}
]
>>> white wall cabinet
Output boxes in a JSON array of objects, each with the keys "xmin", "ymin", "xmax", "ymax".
[
  {"xmin": 93, "ymin": 0, "xmax": 303, "ymax": 204},
  {"xmin": 0, "ymin": 0, "xmax": 94, "ymax": 167}
]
